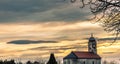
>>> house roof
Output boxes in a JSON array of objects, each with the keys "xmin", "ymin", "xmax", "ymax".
[{"xmin": 64, "ymin": 51, "xmax": 101, "ymax": 59}]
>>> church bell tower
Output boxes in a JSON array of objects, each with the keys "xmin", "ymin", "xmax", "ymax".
[{"xmin": 88, "ymin": 33, "xmax": 97, "ymax": 54}]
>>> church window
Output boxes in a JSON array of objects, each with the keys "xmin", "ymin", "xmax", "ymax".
[
  {"xmin": 68, "ymin": 60, "xmax": 70, "ymax": 64},
  {"xmin": 92, "ymin": 61, "xmax": 94, "ymax": 64},
  {"xmin": 64, "ymin": 61, "xmax": 66, "ymax": 64},
  {"xmin": 83, "ymin": 61, "xmax": 85, "ymax": 64}
]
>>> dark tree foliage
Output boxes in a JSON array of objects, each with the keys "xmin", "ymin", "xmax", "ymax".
[
  {"xmin": 0, "ymin": 60, "xmax": 43, "ymax": 64},
  {"xmin": 26, "ymin": 61, "xmax": 32, "ymax": 64},
  {"xmin": 33, "ymin": 61, "xmax": 39, "ymax": 64},
  {"xmin": 0, "ymin": 60, "xmax": 16, "ymax": 64},
  {"xmin": 47, "ymin": 53, "xmax": 57, "ymax": 64},
  {"xmin": 66, "ymin": 0, "xmax": 120, "ymax": 44}
]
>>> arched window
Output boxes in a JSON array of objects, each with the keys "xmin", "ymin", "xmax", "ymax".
[
  {"xmin": 92, "ymin": 61, "xmax": 94, "ymax": 64},
  {"xmin": 68, "ymin": 60, "xmax": 70, "ymax": 64},
  {"xmin": 83, "ymin": 61, "xmax": 85, "ymax": 64},
  {"xmin": 64, "ymin": 61, "xmax": 66, "ymax": 64}
]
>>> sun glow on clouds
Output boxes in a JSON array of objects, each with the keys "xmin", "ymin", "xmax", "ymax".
[
  {"xmin": 0, "ymin": 0, "xmax": 119, "ymax": 61},
  {"xmin": 0, "ymin": 21, "xmax": 119, "ymax": 58},
  {"xmin": 0, "ymin": 21, "xmax": 100, "ymax": 41}
]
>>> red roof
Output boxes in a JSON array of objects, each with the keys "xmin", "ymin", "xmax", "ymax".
[
  {"xmin": 73, "ymin": 51, "xmax": 101, "ymax": 59},
  {"xmin": 64, "ymin": 51, "xmax": 101, "ymax": 59}
]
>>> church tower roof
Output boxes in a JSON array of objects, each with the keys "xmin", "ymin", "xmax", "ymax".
[{"xmin": 89, "ymin": 33, "xmax": 96, "ymax": 41}]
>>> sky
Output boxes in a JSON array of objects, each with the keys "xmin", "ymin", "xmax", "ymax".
[{"xmin": 0, "ymin": 0, "xmax": 120, "ymax": 61}]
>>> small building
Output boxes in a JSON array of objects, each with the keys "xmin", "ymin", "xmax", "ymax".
[{"xmin": 63, "ymin": 34, "xmax": 101, "ymax": 64}]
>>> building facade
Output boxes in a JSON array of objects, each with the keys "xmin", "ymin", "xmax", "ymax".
[{"xmin": 63, "ymin": 34, "xmax": 101, "ymax": 64}]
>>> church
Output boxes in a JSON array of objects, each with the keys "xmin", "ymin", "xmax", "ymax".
[{"xmin": 63, "ymin": 34, "xmax": 101, "ymax": 64}]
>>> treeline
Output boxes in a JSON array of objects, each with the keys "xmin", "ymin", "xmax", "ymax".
[
  {"xmin": 0, "ymin": 60, "xmax": 16, "ymax": 64},
  {"xmin": 103, "ymin": 60, "xmax": 118, "ymax": 64},
  {"xmin": 0, "ymin": 60, "xmax": 44, "ymax": 64},
  {"xmin": 26, "ymin": 61, "xmax": 41, "ymax": 64}
]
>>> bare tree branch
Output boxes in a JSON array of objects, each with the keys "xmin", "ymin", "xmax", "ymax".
[{"xmin": 64, "ymin": 0, "xmax": 120, "ymax": 45}]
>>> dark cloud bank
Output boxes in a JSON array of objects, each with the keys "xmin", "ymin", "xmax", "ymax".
[
  {"xmin": 0, "ymin": 0, "xmax": 91, "ymax": 23},
  {"xmin": 29, "ymin": 43, "xmax": 87, "ymax": 51},
  {"xmin": 7, "ymin": 40, "xmax": 58, "ymax": 44},
  {"xmin": 84, "ymin": 37, "xmax": 120, "ymax": 41}
]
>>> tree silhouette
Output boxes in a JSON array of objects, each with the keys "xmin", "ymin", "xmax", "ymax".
[
  {"xmin": 0, "ymin": 59, "xmax": 16, "ymax": 64},
  {"xmin": 0, "ymin": 60, "xmax": 3, "ymax": 64},
  {"xmin": 26, "ymin": 61, "xmax": 32, "ymax": 64},
  {"xmin": 65, "ymin": 0, "xmax": 120, "ymax": 43},
  {"xmin": 9, "ymin": 60, "xmax": 16, "ymax": 64},
  {"xmin": 33, "ymin": 61, "xmax": 39, "ymax": 64},
  {"xmin": 47, "ymin": 53, "xmax": 57, "ymax": 64}
]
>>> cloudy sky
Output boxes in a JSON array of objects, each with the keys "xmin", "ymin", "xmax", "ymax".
[{"xmin": 0, "ymin": 0, "xmax": 120, "ymax": 61}]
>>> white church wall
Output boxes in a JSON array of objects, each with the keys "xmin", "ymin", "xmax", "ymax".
[
  {"xmin": 63, "ymin": 59, "xmax": 101, "ymax": 64},
  {"xmin": 63, "ymin": 59, "xmax": 71, "ymax": 64},
  {"xmin": 97, "ymin": 59, "xmax": 101, "ymax": 64}
]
